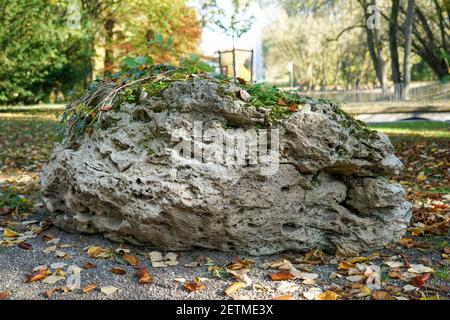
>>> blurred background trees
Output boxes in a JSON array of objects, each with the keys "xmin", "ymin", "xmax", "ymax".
[
  {"xmin": 0, "ymin": 0, "xmax": 200, "ymax": 105},
  {"xmin": 262, "ymin": 0, "xmax": 449, "ymax": 91},
  {"xmin": 0, "ymin": 0, "xmax": 448, "ymax": 105}
]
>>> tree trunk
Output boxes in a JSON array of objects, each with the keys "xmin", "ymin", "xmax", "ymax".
[
  {"xmin": 402, "ymin": 0, "xmax": 415, "ymax": 100},
  {"xmin": 360, "ymin": 0, "xmax": 388, "ymax": 96},
  {"xmin": 389, "ymin": 0, "xmax": 401, "ymax": 91},
  {"xmin": 104, "ymin": 18, "xmax": 115, "ymax": 74}
]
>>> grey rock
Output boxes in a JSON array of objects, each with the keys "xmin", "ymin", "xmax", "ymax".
[{"xmin": 40, "ymin": 79, "xmax": 411, "ymax": 255}]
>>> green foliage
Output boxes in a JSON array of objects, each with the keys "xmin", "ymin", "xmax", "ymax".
[
  {"xmin": 180, "ymin": 55, "xmax": 214, "ymax": 74},
  {"xmin": 0, "ymin": 0, "xmax": 92, "ymax": 105}
]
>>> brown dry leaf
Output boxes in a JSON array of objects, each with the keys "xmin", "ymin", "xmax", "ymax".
[
  {"xmin": 315, "ymin": 291, "xmax": 338, "ymax": 300},
  {"xmin": 388, "ymin": 271, "xmax": 402, "ymax": 279},
  {"xmin": 270, "ymin": 271, "xmax": 295, "ymax": 281},
  {"xmin": 184, "ymin": 281, "xmax": 206, "ymax": 292},
  {"xmin": 443, "ymin": 245, "xmax": 450, "ymax": 254},
  {"xmin": 272, "ymin": 294, "xmax": 294, "ymax": 300},
  {"xmin": 224, "ymin": 281, "xmax": 246, "ymax": 296},
  {"xmin": 410, "ymin": 273, "xmax": 431, "ymax": 288},
  {"xmin": 83, "ymin": 262, "xmax": 96, "ymax": 269},
  {"xmin": 226, "ymin": 257, "xmax": 254, "ymax": 270},
  {"xmin": 288, "ymin": 104, "xmax": 298, "ymax": 112},
  {"xmin": 42, "ymin": 234, "xmax": 55, "ymax": 242},
  {"xmin": 123, "ymin": 254, "xmax": 139, "ymax": 267},
  {"xmin": 372, "ymin": 291, "xmax": 394, "ymax": 300},
  {"xmin": 276, "ymin": 98, "xmax": 287, "ymax": 106},
  {"xmin": 400, "ymin": 237, "xmax": 414, "ymax": 247},
  {"xmin": 82, "ymin": 284, "xmax": 97, "ymax": 294},
  {"xmin": 111, "ymin": 267, "xmax": 127, "ymax": 275},
  {"xmin": 338, "ymin": 261, "xmax": 355, "ymax": 270},
  {"xmin": 18, "ymin": 242, "xmax": 33, "ymax": 250},
  {"xmin": 25, "ymin": 269, "xmax": 48, "ymax": 283},
  {"xmin": 137, "ymin": 268, "xmax": 154, "ymax": 284},
  {"xmin": 0, "ymin": 291, "xmax": 10, "ymax": 300},
  {"xmin": 236, "ymin": 77, "xmax": 247, "ymax": 84}
]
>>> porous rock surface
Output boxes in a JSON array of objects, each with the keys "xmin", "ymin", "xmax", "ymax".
[{"xmin": 41, "ymin": 79, "xmax": 411, "ymax": 255}]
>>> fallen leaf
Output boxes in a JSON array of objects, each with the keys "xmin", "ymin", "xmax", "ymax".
[
  {"xmin": 82, "ymin": 284, "xmax": 97, "ymax": 294},
  {"xmin": 26, "ymin": 269, "xmax": 48, "ymax": 283},
  {"xmin": 270, "ymin": 271, "xmax": 295, "ymax": 281},
  {"xmin": 303, "ymin": 287, "xmax": 322, "ymax": 300},
  {"xmin": 372, "ymin": 291, "xmax": 394, "ymax": 300},
  {"xmin": 42, "ymin": 275, "xmax": 65, "ymax": 284},
  {"xmin": 152, "ymin": 261, "xmax": 168, "ymax": 268},
  {"xmin": 111, "ymin": 267, "xmax": 127, "ymax": 275},
  {"xmin": 315, "ymin": 291, "xmax": 338, "ymax": 300},
  {"xmin": 149, "ymin": 251, "xmax": 163, "ymax": 262},
  {"xmin": 42, "ymin": 246, "xmax": 57, "ymax": 255},
  {"xmin": 86, "ymin": 245, "xmax": 111, "ymax": 258},
  {"xmin": 289, "ymin": 104, "xmax": 298, "ymax": 112},
  {"xmin": 226, "ymin": 257, "xmax": 254, "ymax": 270},
  {"xmin": 137, "ymin": 268, "xmax": 154, "ymax": 284},
  {"xmin": 224, "ymin": 281, "xmax": 246, "ymax": 296},
  {"xmin": 416, "ymin": 174, "xmax": 427, "ymax": 182},
  {"xmin": 18, "ymin": 242, "xmax": 33, "ymax": 250},
  {"xmin": 388, "ymin": 271, "xmax": 402, "ymax": 279},
  {"xmin": 55, "ymin": 250, "xmax": 67, "ymax": 258},
  {"xmin": 277, "ymin": 98, "xmax": 287, "ymax": 106},
  {"xmin": 83, "ymin": 262, "xmax": 96, "ymax": 269},
  {"xmin": 349, "ymin": 256, "xmax": 369, "ymax": 263},
  {"xmin": 100, "ymin": 285, "xmax": 118, "ymax": 296},
  {"xmin": 408, "ymin": 264, "xmax": 434, "ymax": 274},
  {"xmin": 236, "ymin": 77, "xmax": 247, "ymax": 84},
  {"xmin": 272, "ymin": 294, "xmax": 294, "ymax": 300},
  {"xmin": 410, "ymin": 273, "xmax": 432, "ymax": 287},
  {"xmin": 3, "ymin": 228, "xmax": 19, "ymax": 237},
  {"xmin": 123, "ymin": 254, "xmax": 139, "ymax": 267},
  {"xmin": 346, "ymin": 275, "xmax": 365, "ymax": 282},
  {"xmin": 50, "ymin": 262, "xmax": 67, "ymax": 270},
  {"xmin": 359, "ymin": 286, "xmax": 371, "ymax": 297},
  {"xmin": 184, "ymin": 281, "xmax": 206, "ymax": 292},
  {"xmin": 278, "ymin": 281, "xmax": 300, "ymax": 293},
  {"xmin": 338, "ymin": 261, "xmax": 355, "ymax": 270},
  {"xmin": 0, "ymin": 291, "xmax": 10, "ymax": 300}
]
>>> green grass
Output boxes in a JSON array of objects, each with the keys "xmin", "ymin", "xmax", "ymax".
[
  {"xmin": 435, "ymin": 266, "xmax": 450, "ymax": 281},
  {"xmin": 368, "ymin": 121, "xmax": 450, "ymax": 138}
]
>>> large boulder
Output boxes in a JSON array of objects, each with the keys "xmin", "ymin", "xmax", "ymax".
[{"xmin": 41, "ymin": 76, "xmax": 411, "ymax": 255}]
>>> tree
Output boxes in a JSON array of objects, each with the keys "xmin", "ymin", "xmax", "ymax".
[
  {"xmin": 403, "ymin": 0, "xmax": 415, "ymax": 99},
  {"xmin": 0, "ymin": 0, "xmax": 92, "ymax": 104}
]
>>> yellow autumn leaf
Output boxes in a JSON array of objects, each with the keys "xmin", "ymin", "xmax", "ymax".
[
  {"xmin": 349, "ymin": 256, "xmax": 369, "ymax": 263},
  {"xmin": 360, "ymin": 286, "xmax": 371, "ymax": 297},
  {"xmin": 3, "ymin": 229, "xmax": 19, "ymax": 237},
  {"xmin": 420, "ymin": 295, "xmax": 439, "ymax": 300},
  {"xmin": 338, "ymin": 261, "xmax": 355, "ymax": 270},
  {"xmin": 416, "ymin": 174, "xmax": 427, "ymax": 182},
  {"xmin": 411, "ymin": 228, "xmax": 424, "ymax": 236},
  {"xmin": 315, "ymin": 291, "xmax": 338, "ymax": 300},
  {"xmin": 224, "ymin": 281, "xmax": 246, "ymax": 296}
]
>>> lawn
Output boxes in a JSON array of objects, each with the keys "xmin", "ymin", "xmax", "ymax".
[
  {"xmin": 368, "ymin": 121, "xmax": 450, "ymax": 138},
  {"xmin": 0, "ymin": 113, "xmax": 448, "ymax": 300}
]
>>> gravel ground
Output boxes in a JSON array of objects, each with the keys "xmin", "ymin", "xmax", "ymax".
[{"xmin": 0, "ymin": 210, "xmax": 449, "ymax": 300}]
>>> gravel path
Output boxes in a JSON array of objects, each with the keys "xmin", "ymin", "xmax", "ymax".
[{"xmin": 1, "ymin": 210, "xmax": 449, "ymax": 300}]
